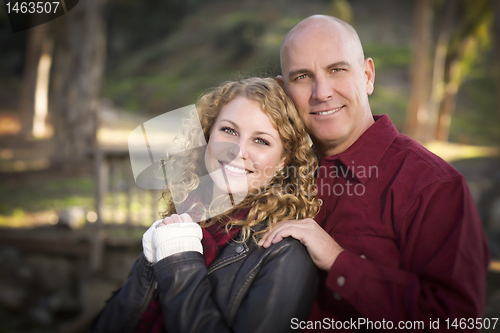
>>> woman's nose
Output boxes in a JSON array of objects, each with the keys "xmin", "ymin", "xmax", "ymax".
[
  {"xmin": 228, "ymin": 139, "xmax": 248, "ymax": 160},
  {"xmin": 228, "ymin": 143, "xmax": 240, "ymax": 159}
]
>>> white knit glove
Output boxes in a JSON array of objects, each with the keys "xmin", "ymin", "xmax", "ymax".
[
  {"xmin": 154, "ymin": 223, "xmax": 203, "ymax": 263},
  {"xmin": 142, "ymin": 219, "xmax": 164, "ymax": 263}
]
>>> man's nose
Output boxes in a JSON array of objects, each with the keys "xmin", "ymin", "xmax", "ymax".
[{"xmin": 312, "ymin": 76, "xmax": 333, "ymax": 102}]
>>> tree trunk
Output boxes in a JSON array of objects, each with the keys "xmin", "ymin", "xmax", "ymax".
[
  {"xmin": 404, "ymin": 0, "xmax": 433, "ymax": 142},
  {"xmin": 19, "ymin": 24, "xmax": 48, "ymax": 139},
  {"xmin": 425, "ymin": 0, "xmax": 457, "ymax": 141},
  {"xmin": 436, "ymin": 60, "xmax": 459, "ymax": 141},
  {"xmin": 49, "ymin": 0, "xmax": 106, "ymax": 170},
  {"xmin": 493, "ymin": 0, "xmax": 500, "ymax": 122}
]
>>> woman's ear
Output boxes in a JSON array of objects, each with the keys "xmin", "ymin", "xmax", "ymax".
[{"xmin": 278, "ymin": 154, "xmax": 289, "ymax": 171}]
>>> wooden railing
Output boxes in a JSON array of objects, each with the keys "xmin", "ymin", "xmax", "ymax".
[
  {"xmin": 90, "ymin": 147, "xmax": 163, "ymax": 270},
  {"xmin": 94, "ymin": 147, "xmax": 162, "ymax": 226}
]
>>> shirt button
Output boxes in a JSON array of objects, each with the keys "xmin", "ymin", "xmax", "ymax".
[
  {"xmin": 337, "ymin": 276, "xmax": 345, "ymax": 287},
  {"xmin": 235, "ymin": 245, "xmax": 244, "ymax": 253},
  {"xmin": 333, "ymin": 292, "xmax": 342, "ymax": 300},
  {"xmin": 360, "ymin": 254, "xmax": 366, "ymax": 259},
  {"xmin": 318, "ymin": 199, "xmax": 323, "ymax": 206}
]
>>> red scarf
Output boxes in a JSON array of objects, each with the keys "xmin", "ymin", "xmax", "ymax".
[{"xmin": 134, "ymin": 211, "xmax": 246, "ymax": 333}]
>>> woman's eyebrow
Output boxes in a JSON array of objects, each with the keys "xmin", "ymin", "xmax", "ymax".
[
  {"xmin": 254, "ymin": 130, "xmax": 277, "ymax": 140},
  {"xmin": 220, "ymin": 119, "xmax": 278, "ymax": 140},
  {"xmin": 219, "ymin": 119, "xmax": 239, "ymax": 129}
]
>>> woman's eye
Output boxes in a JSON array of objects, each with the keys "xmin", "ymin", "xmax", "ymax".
[
  {"xmin": 221, "ymin": 127, "xmax": 236, "ymax": 135},
  {"xmin": 255, "ymin": 137, "xmax": 270, "ymax": 146}
]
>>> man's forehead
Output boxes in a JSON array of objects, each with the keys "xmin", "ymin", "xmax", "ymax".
[
  {"xmin": 282, "ymin": 26, "xmax": 348, "ymax": 68},
  {"xmin": 280, "ymin": 18, "xmax": 363, "ymax": 73}
]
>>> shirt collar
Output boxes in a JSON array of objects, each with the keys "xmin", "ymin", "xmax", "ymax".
[{"xmin": 319, "ymin": 114, "xmax": 399, "ymax": 184}]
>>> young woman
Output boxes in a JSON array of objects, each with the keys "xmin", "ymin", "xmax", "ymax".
[{"xmin": 89, "ymin": 78, "xmax": 321, "ymax": 333}]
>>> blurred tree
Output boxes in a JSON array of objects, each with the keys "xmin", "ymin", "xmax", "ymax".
[
  {"xmin": 435, "ymin": 0, "xmax": 492, "ymax": 141},
  {"xmin": 493, "ymin": 0, "xmax": 500, "ymax": 122},
  {"xmin": 18, "ymin": 24, "xmax": 49, "ymax": 138},
  {"xmin": 404, "ymin": 0, "xmax": 493, "ymax": 142},
  {"xmin": 327, "ymin": 0, "xmax": 353, "ymax": 24},
  {"xmin": 404, "ymin": 0, "xmax": 432, "ymax": 142},
  {"xmin": 425, "ymin": 0, "xmax": 458, "ymax": 141},
  {"xmin": 49, "ymin": 0, "xmax": 106, "ymax": 169}
]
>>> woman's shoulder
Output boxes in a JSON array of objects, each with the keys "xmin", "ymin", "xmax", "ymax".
[{"xmin": 245, "ymin": 236, "xmax": 313, "ymax": 268}]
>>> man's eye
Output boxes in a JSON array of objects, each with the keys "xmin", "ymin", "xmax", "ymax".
[
  {"xmin": 221, "ymin": 126, "xmax": 236, "ymax": 135},
  {"xmin": 296, "ymin": 74, "xmax": 308, "ymax": 80},
  {"xmin": 331, "ymin": 68, "xmax": 344, "ymax": 73}
]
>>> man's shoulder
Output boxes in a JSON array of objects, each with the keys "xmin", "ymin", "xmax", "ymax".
[{"xmin": 386, "ymin": 133, "xmax": 463, "ymax": 184}]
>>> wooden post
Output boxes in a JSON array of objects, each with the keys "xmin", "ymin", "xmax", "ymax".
[
  {"xmin": 91, "ymin": 149, "xmax": 108, "ymax": 272},
  {"xmin": 126, "ymin": 157, "xmax": 134, "ymax": 225}
]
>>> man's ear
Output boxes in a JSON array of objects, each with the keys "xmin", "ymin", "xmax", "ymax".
[
  {"xmin": 277, "ymin": 75, "xmax": 285, "ymax": 88},
  {"xmin": 364, "ymin": 58, "xmax": 375, "ymax": 95}
]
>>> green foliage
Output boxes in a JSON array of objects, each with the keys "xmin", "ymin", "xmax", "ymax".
[
  {"xmin": 214, "ymin": 13, "xmax": 266, "ymax": 61},
  {"xmin": 451, "ymin": 74, "xmax": 500, "ymax": 145},
  {"xmin": 0, "ymin": 177, "xmax": 94, "ymax": 216},
  {"xmin": 103, "ymin": 9, "xmax": 285, "ymax": 114},
  {"xmin": 369, "ymin": 84, "xmax": 409, "ymax": 130},
  {"xmin": 364, "ymin": 43, "xmax": 412, "ymax": 70},
  {"xmin": 327, "ymin": 0, "xmax": 353, "ymax": 23},
  {"xmin": 105, "ymin": 0, "xmax": 202, "ymax": 70}
]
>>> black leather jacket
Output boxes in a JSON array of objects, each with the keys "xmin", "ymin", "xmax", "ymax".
[{"xmin": 89, "ymin": 234, "xmax": 318, "ymax": 333}]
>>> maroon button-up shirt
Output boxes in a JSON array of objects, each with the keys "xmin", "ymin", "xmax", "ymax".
[{"xmin": 306, "ymin": 115, "xmax": 490, "ymax": 332}]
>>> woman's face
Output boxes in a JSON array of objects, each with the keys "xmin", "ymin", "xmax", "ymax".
[{"xmin": 205, "ymin": 96, "xmax": 287, "ymax": 195}]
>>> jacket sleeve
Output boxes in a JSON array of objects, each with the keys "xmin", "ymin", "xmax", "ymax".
[
  {"xmin": 324, "ymin": 176, "xmax": 490, "ymax": 330},
  {"xmin": 154, "ymin": 239, "xmax": 318, "ymax": 333},
  {"xmin": 88, "ymin": 254, "xmax": 156, "ymax": 333}
]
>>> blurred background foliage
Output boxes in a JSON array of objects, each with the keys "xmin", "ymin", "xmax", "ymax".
[
  {"xmin": 0, "ymin": 0, "xmax": 499, "ymax": 225},
  {"xmin": 0, "ymin": 1, "xmax": 499, "ymax": 331},
  {"xmin": 0, "ymin": 0, "xmax": 498, "ymax": 143}
]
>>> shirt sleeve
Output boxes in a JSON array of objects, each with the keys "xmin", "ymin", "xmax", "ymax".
[{"xmin": 324, "ymin": 176, "xmax": 490, "ymax": 329}]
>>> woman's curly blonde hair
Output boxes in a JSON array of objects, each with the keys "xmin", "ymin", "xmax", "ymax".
[{"xmin": 159, "ymin": 77, "xmax": 320, "ymax": 242}]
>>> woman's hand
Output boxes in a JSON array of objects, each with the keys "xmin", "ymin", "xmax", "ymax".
[
  {"xmin": 156, "ymin": 213, "xmax": 194, "ymax": 227},
  {"xmin": 154, "ymin": 213, "xmax": 203, "ymax": 261}
]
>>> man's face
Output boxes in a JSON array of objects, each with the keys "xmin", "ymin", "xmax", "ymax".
[{"xmin": 279, "ymin": 24, "xmax": 374, "ymax": 155}]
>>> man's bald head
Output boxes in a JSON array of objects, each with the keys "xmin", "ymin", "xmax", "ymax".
[
  {"xmin": 280, "ymin": 15, "xmax": 365, "ymax": 74},
  {"xmin": 277, "ymin": 14, "xmax": 375, "ymax": 157}
]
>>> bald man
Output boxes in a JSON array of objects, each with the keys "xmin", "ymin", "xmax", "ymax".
[{"xmin": 259, "ymin": 15, "xmax": 490, "ymax": 331}]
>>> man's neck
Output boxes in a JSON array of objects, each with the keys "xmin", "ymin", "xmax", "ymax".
[{"xmin": 315, "ymin": 114, "xmax": 375, "ymax": 159}]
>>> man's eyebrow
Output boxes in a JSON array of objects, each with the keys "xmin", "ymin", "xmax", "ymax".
[
  {"xmin": 287, "ymin": 61, "xmax": 351, "ymax": 80},
  {"xmin": 288, "ymin": 69, "xmax": 312, "ymax": 80},
  {"xmin": 327, "ymin": 61, "xmax": 351, "ymax": 70}
]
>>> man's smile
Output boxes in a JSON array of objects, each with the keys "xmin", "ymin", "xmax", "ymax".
[{"xmin": 311, "ymin": 106, "xmax": 345, "ymax": 115}]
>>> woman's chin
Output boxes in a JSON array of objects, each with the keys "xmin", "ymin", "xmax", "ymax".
[{"xmin": 214, "ymin": 184, "xmax": 247, "ymax": 195}]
